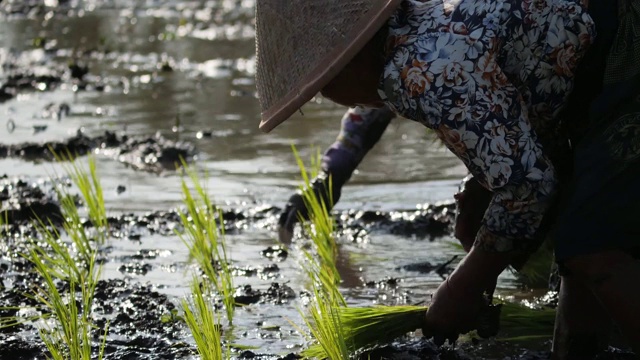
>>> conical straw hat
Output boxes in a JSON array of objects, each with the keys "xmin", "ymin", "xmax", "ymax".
[{"xmin": 255, "ymin": 0, "xmax": 401, "ymax": 133}]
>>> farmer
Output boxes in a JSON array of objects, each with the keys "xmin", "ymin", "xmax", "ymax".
[{"xmin": 254, "ymin": 0, "xmax": 640, "ymax": 357}]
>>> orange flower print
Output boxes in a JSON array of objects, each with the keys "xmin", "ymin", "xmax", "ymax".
[
  {"xmin": 551, "ymin": 42, "xmax": 577, "ymax": 77},
  {"xmin": 475, "ymin": 52, "xmax": 501, "ymax": 89},
  {"xmin": 440, "ymin": 128, "xmax": 468, "ymax": 155},
  {"xmin": 433, "ymin": 59, "xmax": 474, "ymax": 88},
  {"xmin": 401, "ymin": 59, "xmax": 434, "ymax": 97}
]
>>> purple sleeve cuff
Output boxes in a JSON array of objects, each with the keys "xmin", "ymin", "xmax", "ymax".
[{"xmin": 321, "ymin": 106, "xmax": 395, "ymax": 184}]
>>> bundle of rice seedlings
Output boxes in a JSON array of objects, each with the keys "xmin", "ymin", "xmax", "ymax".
[
  {"xmin": 291, "ymin": 145, "xmax": 343, "ymax": 304},
  {"xmin": 289, "ymin": 146, "xmax": 343, "ymax": 301},
  {"xmin": 301, "ymin": 305, "xmax": 425, "ymax": 359},
  {"xmin": 302, "ymin": 301, "xmax": 556, "ymax": 359}
]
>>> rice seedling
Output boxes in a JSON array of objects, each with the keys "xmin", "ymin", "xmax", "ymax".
[
  {"xmin": 14, "ymin": 153, "xmax": 109, "ymax": 359},
  {"xmin": 176, "ymin": 163, "xmax": 235, "ymax": 325},
  {"xmin": 27, "ymin": 241, "xmax": 107, "ymax": 360},
  {"xmin": 54, "ymin": 152, "xmax": 108, "ymax": 242},
  {"xmin": 295, "ymin": 244, "xmax": 351, "ymax": 359},
  {"xmin": 291, "ymin": 145, "xmax": 343, "ymax": 305},
  {"xmin": 181, "ymin": 277, "xmax": 227, "ymax": 360},
  {"xmin": 289, "ymin": 145, "xmax": 352, "ymax": 359},
  {"xmin": 300, "ymin": 283, "xmax": 351, "ymax": 360},
  {"xmin": 21, "ymin": 219, "xmax": 106, "ymax": 359},
  {"xmin": 296, "ymin": 241, "xmax": 352, "ymax": 359},
  {"xmin": 303, "ymin": 301, "xmax": 556, "ymax": 357}
]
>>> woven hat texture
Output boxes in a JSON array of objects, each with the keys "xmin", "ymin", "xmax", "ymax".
[{"xmin": 255, "ymin": 0, "xmax": 401, "ymax": 132}]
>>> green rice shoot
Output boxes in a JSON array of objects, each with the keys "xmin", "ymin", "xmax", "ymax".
[
  {"xmin": 291, "ymin": 145, "xmax": 343, "ymax": 305},
  {"xmin": 27, "ymin": 244, "xmax": 106, "ymax": 360},
  {"xmin": 54, "ymin": 153, "xmax": 108, "ymax": 243},
  {"xmin": 300, "ymin": 283, "xmax": 351, "ymax": 360},
  {"xmin": 18, "ymin": 154, "xmax": 109, "ymax": 359},
  {"xmin": 182, "ymin": 278, "xmax": 228, "ymax": 360},
  {"xmin": 290, "ymin": 145, "xmax": 352, "ymax": 359},
  {"xmin": 176, "ymin": 163, "xmax": 235, "ymax": 325}
]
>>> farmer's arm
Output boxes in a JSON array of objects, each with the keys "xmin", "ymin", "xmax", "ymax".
[
  {"xmin": 426, "ymin": 172, "xmax": 559, "ymax": 339},
  {"xmin": 278, "ymin": 106, "xmax": 395, "ymax": 238},
  {"xmin": 322, "ymin": 105, "xmax": 395, "ymax": 185},
  {"xmin": 421, "ymin": 63, "xmax": 560, "ymax": 333}
]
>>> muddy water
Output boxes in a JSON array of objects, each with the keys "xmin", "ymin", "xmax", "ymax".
[{"xmin": 0, "ymin": 1, "xmax": 558, "ymax": 359}]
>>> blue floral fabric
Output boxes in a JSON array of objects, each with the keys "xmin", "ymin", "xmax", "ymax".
[{"xmin": 375, "ymin": 0, "xmax": 595, "ymax": 253}]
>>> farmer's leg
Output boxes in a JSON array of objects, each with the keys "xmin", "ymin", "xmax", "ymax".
[
  {"xmin": 551, "ymin": 274, "xmax": 612, "ymax": 360},
  {"xmin": 564, "ymin": 251, "xmax": 640, "ymax": 354}
]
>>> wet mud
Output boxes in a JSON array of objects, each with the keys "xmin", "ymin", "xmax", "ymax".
[
  {"xmin": 0, "ymin": 176, "xmax": 463, "ymax": 359},
  {"xmin": 0, "ymin": 130, "xmax": 196, "ymax": 173},
  {"xmin": 1, "ymin": 177, "xmax": 634, "ymax": 359}
]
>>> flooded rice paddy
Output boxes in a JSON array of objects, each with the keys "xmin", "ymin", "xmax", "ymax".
[{"xmin": 0, "ymin": 1, "xmax": 635, "ymax": 359}]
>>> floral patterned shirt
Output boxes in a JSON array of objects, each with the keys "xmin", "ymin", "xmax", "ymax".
[{"xmin": 377, "ymin": 0, "xmax": 595, "ymax": 253}]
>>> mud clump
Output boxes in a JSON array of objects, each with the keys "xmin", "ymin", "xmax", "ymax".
[
  {"xmin": 261, "ymin": 245, "xmax": 288, "ymax": 261},
  {"xmin": 109, "ymin": 132, "xmax": 197, "ymax": 173},
  {"xmin": 0, "ymin": 0, "xmax": 73, "ymax": 17},
  {"xmin": 337, "ymin": 202, "xmax": 455, "ymax": 241},
  {"xmin": 0, "ymin": 73, "xmax": 63, "ymax": 102},
  {"xmin": 234, "ymin": 282, "xmax": 296, "ymax": 306},
  {"xmin": 232, "ymin": 263, "xmax": 281, "ymax": 280},
  {"xmin": 0, "ymin": 131, "xmax": 197, "ymax": 173},
  {"xmin": 0, "ymin": 176, "xmax": 65, "ymax": 226},
  {"xmin": 0, "ymin": 48, "xmax": 77, "ymax": 104},
  {"xmin": 0, "ymin": 336, "xmax": 44, "ymax": 360},
  {"xmin": 118, "ymin": 262, "xmax": 153, "ymax": 275},
  {"xmin": 397, "ymin": 255, "xmax": 459, "ymax": 276},
  {"xmin": 93, "ymin": 279, "xmax": 182, "ymax": 339}
]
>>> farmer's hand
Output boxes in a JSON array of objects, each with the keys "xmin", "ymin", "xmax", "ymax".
[
  {"xmin": 278, "ymin": 171, "xmax": 344, "ymax": 243},
  {"xmin": 423, "ymin": 246, "xmax": 512, "ymax": 343}
]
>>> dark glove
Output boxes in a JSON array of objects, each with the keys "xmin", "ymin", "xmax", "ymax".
[{"xmin": 277, "ymin": 172, "xmax": 344, "ymax": 243}]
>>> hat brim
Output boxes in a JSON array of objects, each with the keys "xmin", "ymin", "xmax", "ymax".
[{"xmin": 258, "ymin": 0, "xmax": 401, "ymax": 133}]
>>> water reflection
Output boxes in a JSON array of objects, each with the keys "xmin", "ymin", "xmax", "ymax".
[{"xmin": 0, "ymin": 1, "xmax": 463, "ymax": 190}]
